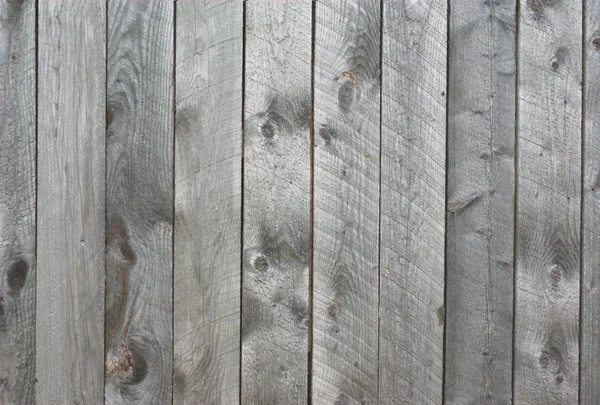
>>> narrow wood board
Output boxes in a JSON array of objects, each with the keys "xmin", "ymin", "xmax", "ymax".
[
  {"xmin": 174, "ymin": 1, "xmax": 243, "ymax": 403},
  {"xmin": 379, "ymin": 0, "xmax": 447, "ymax": 403},
  {"xmin": 36, "ymin": 1, "xmax": 106, "ymax": 403},
  {"xmin": 581, "ymin": 0, "xmax": 600, "ymax": 402},
  {"xmin": 0, "ymin": 0, "xmax": 36, "ymax": 402},
  {"xmin": 105, "ymin": 1, "xmax": 174, "ymax": 403},
  {"xmin": 242, "ymin": 0, "xmax": 312, "ymax": 403},
  {"xmin": 312, "ymin": 0, "xmax": 380, "ymax": 403},
  {"xmin": 514, "ymin": 0, "xmax": 582, "ymax": 403},
  {"xmin": 444, "ymin": 0, "xmax": 515, "ymax": 403}
]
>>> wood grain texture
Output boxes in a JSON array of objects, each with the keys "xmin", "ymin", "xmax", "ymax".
[
  {"xmin": 105, "ymin": 1, "xmax": 174, "ymax": 403},
  {"xmin": 36, "ymin": 1, "xmax": 106, "ymax": 403},
  {"xmin": 379, "ymin": 1, "xmax": 446, "ymax": 404},
  {"xmin": 174, "ymin": 1, "xmax": 243, "ymax": 404},
  {"xmin": 581, "ymin": 0, "xmax": 600, "ymax": 402},
  {"xmin": 312, "ymin": 1, "xmax": 380, "ymax": 403},
  {"xmin": 0, "ymin": 0, "xmax": 36, "ymax": 403},
  {"xmin": 444, "ymin": 0, "xmax": 515, "ymax": 403},
  {"xmin": 514, "ymin": 0, "xmax": 582, "ymax": 403},
  {"xmin": 242, "ymin": 0, "xmax": 311, "ymax": 403}
]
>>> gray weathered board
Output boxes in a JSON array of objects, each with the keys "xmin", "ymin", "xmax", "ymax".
[{"xmin": 0, "ymin": 0, "xmax": 597, "ymax": 404}]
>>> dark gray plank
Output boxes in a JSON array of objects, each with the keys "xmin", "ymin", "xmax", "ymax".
[
  {"xmin": 312, "ymin": 0, "xmax": 380, "ymax": 403},
  {"xmin": 0, "ymin": 0, "xmax": 36, "ymax": 402},
  {"xmin": 174, "ymin": 1, "xmax": 243, "ymax": 404},
  {"xmin": 444, "ymin": 0, "xmax": 515, "ymax": 403},
  {"xmin": 36, "ymin": 1, "xmax": 106, "ymax": 403},
  {"xmin": 242, "ymin": 0, "xmax": 311, "ymax": 403},
  {"xmin": 582, "ymin": 0, "xmax": 600, "ymax": 402},
  {"xmin": 105, "ymin": 1, "xmax": 174, "ymax": 403},
  {"xmin": 514, "ymin": 0, "xmax": 582, "ymax": 403},
  {"xmin": 379, "ymin": 0, "xmax": 446, "ymax": 404}
]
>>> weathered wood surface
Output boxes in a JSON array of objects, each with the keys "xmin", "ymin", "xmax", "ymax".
[
  {"xmin": 312, "ymin": 0, "xmax": 380, "ymax": 403},
  {"xmin": 514, "ymin": 0, "xmax": 582, "ymax": 403},
  {"xmin": 444, "ymin": 0, "xmax": 515, "ymax": 404},
  {"xmin": 105, "ymin": 1, "xmax": 174, "ymax": 403},
  {"xmin": 379, "ymin": 0, "xmax": 446, "ymax": 404},
  {"xmin": 242, "ymin": 1, "xmax": 312, "ymax": 404},
  {"xmin": 36, "ymin": 1, "xmax": 106, "ymax": 403},
  {"xmin": 174, "ymin": 1, "xmax": 243, "ymax": 404},
  {"xmin": 582, "ymin": 0, "xmax": 600, "ymax": 402},
  {"xmin": 0, "ymin": 0, "xmax": 36, "ymax": 403}
]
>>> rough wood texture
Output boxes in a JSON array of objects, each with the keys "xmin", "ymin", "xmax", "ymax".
[
  {"xmin": 444, "ymin": 0, "xmax": 515, "ymax": 403},
  {"xmin": 36, "ymin": 1, "xmax": 106, "ymax": 403},
  {"xmin": 312, "ymin": 1, "xmax": 380, "ymax": 403},
  {"xmin": 105, "ymin": 1, "xmax": 174, "ymax": 403},
  {"xmin": 0, "ymin": 0, "xmax": 36, "ymax": 403},
  {"xmin": 174, "ymin": 1, "xmax": 243, "ymax": 404},
  {"xmin": 379, "ymin": 1, "xmax": 447, "ymax": 404},
  {"xmin": 242, "ymin": 0, "xmax": 311, "ymax": 403},
  {"xmin": 514, "ymin": 0, "xmax": 582, "ymax": 403},
  {"xmin": 582, "ymin": 0, "xmax": 600, "ymax": 402}
]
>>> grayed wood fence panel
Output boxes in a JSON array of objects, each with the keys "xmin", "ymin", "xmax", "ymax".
[
  {"xmin": 444, "ymin": 0, "xmax": 516, "ymax": 404},
  {"xmin": 4, "ymin": 2, "xmax": 600, "ymax": 404},
  {"xmin": 379, "ymin": 0, "xmax": 447, "ymax": 403},
  {"xmin": 36, "ymin": 1, "xmax": 106, "ymax": 403},
  {"xmin": 0, "ymin": 0, "xmax": 36, "ymax": 402},
  {"xmin": 174, "ymin": 1, "xmax": 243, "ymax": 404},
  {"xmin": 242, "ymin": 1, "xmax": 311, "ymax": 404},
  {"xmin": 105, "ymin": 1, "xmax": 174, "ymax": 403},
  {"xmin": 514, "ymin": 0, "xmax": 582, "ymax": 403},
  {"xmin": 312, "ymin": 1, "xmax": 380, "ymax": 404},
  {"xmin": 582, "ymin": 0, "xmax": 600, "ymax": 402}
]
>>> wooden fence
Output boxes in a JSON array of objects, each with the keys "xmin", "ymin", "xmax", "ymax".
[{"xmin": 0, "ymin": 0, "xmax": 597, "ymax": 403}]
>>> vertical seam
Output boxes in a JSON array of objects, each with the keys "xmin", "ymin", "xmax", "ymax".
[
  {"xmin": 579, "ymin": 0, "xmax": 586, "ymax": 403},
  {"xmin": 511, "ymin": 0, "xmax": 520, "ymax": 402},
  {"xmin": 239, "ymin": 1, "xmax": 247, "ymax": 403},
  {"xmin": 308, "ymin": 0, "xmax": 316, "ymax": 404},
  {"xmin": 441, "ymin": 0, "xmax": 451, "ymax": 402},
  {"xmin": 377, "ymin": 0, "xmax": 383, "ymax": 404},
  {"xmin": 171, "ymin": 1, "xmax": 177, "ymax": 403}
]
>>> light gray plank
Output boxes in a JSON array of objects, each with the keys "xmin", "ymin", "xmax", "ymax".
[
  {"xmin": 379, "ymin": 0, "xmax": 446, "ymax": 404},
  {"xmin": 36, "ymin": 1, "xmax": 106, "ymax": 403},
  {"xmin": 514, "ymin": 0, "xmax": 582, "ymax": 403},
  {"xmin": 0, "ymin": 0, "xmax": 36, "ymax": 403},
  {"xmin": 312, "ymin": 1, "xmax": 380, "ymax": 403},
  {"xmin": 444, "ymin": 0, "xmax": 515, "ymax": 403},
  {"xmin": 174, "ymin": 1, "xmax": 243, "ymax": 404},
  {"xmin": 581, "ymin": 0, "xmax": 600, "ymax": 402},
  {"xmin": 242, "ymin": 0, "xmax": 311, "ymax": 403},
  {"xmin": 105, "ymin": 1, "xmax": 174, "ymax": 403}
]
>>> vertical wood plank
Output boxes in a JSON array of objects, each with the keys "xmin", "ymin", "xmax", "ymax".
[
  {"xmin": 36, "ymin": 1, "xmax": 106, "ymax": 403},
  {"xmin": 581, "ymin": 0, "xmax": 599, "ymax": 402},
  {"xmin": 105, "ymin": 1, "xmax": 174, "ymax": 403},
  {"xmin": 242, "ymin": 0, "xmax": 311, "ymax": 403},
  {"xmin": 312, "ymin": 1, "xmax": 380, "ymax": 403},
  {"xmin": 379, "ymin": 0, "xmax": 446, "ymax": 403},
  {"xmin": 174, "ymin": 1, "xmax": 243, "ymax": 404},
  {"xmin": 514, "ymin": 0, "xmax": 582, "ymax": 403},
  {"xmin": 0, "ymin": 0, "xmax": 36, "ymax": 402},
  {"xmin": 444, "ymin": 0, "xmax": 515, "ymax": 403}
]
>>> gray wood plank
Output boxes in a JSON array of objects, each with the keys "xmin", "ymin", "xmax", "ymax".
[
  {"xmin": 444, "ymin": 0, "xmax": 515, "ymax": 403},
  {"xmin": 173, "ymin": 1, "xmax": 243, "ymax": 404},
  {"xmin": 379, "ymin": 0, "xmax": 447, "ymax": 404},
  {"xmin": 105, "ymin": 1, "xmax": 174, "ymax": 403},
  {"xmin": 581, "ymin": 0, "xmax": 600, "ymax": 402},
  {"xmin": 36, "ymin": 1, "xmax": 106, "ymax": 403},
  {"xmin": 0, "ymin": 0, "xmax": 36, "ymax": 403},
  {"xmin": 312, "ymin": 1, "xmax": 380, "ymax": 403},
  {"xmin": 514, "ymin": 0, "xmax": 582, "ymax": 403},
  {"xmin": 242, "ymin": 0, "xmax": 311, "ymax": 403}
]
